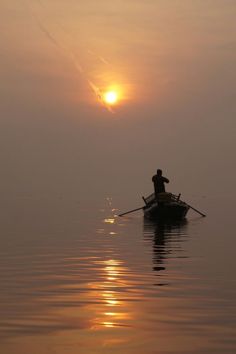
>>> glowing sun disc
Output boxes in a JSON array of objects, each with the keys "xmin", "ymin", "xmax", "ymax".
[{"xmin": 104, "ymin": 91, "xmax": 118, "ymax": 105}]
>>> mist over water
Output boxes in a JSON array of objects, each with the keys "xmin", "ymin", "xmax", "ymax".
[{"xmin": 0, "ymin": 0, "xmax": 236, "ymax": 353}]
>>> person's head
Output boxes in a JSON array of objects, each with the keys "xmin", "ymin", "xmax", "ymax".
[{"xmin": 157, "ymin": 169, "xmax": 162, "ymax": 176}]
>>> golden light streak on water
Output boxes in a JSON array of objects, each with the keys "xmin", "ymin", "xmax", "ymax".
[
  {"xmin": 102, "ymin": 321, "xmax": 115, "ymax": 328},
  {"xmin": 104, "ymin": 218, "xmax": 115, "ymax": 224},
  {"xmin": 87, "ymin": 258, "xmax": 132, "ymax": 329}
]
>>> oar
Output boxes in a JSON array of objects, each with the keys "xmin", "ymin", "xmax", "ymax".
[
  {"xmin": 186, "ymin": 203, "xmax": 206, "ymax": 217},
  {"xmin": 118, "ymin": 206, "xmax": 144, "ymax": 217}
]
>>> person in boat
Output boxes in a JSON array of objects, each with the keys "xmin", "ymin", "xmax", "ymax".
[{"xmin": 152, "ymin": 169, "xmax": 169, "ymax": 200}]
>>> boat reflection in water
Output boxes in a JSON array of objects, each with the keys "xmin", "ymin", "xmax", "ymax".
[{"xmin": 143, "ymin": 218, "xmax": 188, "ymax": 281}]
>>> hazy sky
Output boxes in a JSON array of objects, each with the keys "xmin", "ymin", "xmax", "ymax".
[{"xmin": 1, "ymin": 0, "xmax": 236, "ymax": 203}]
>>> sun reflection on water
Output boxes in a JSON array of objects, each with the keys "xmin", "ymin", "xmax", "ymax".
[
  {"xmin": 104, "ymin": 218, "xmax": 115, "ymax": 224},
  {"xmin": 89, "ymin": 258, "xmax": 132, "ymax": 329}
]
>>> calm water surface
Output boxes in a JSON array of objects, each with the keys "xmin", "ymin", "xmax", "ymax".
[{"xmin": 0, "ymin": 196, "xmax": 235, "ymax": 354}]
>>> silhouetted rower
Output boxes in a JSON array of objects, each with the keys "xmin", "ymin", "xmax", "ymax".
[{"xmin": 152, "ymin": 169, "xmax": 169, "ymax": 199}]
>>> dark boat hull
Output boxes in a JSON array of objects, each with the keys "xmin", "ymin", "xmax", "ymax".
[{"xmin": 143, "ymin": 201, "xmax": 189, "ymax": 221}]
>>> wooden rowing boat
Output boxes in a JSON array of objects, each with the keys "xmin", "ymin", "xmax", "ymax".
[
  {"xmin": 142, "ymin": 193, "xmax": 190, "ymax": 220},
  {"xmin": 119, "ymin": 192, "xmax": 205, "ymax": 219}
]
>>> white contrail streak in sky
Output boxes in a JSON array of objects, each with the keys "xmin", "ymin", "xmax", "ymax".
[
  {"xmin": 37, "ymin": 20, "xmax": 62, "ymax": 49},
  {"xmin": 27, "ymin": 0, "xmax": 113, "ymax": 112},
  {"xmin": 87, "ymin": 50, "xmax": 110, "ymax": 65}
]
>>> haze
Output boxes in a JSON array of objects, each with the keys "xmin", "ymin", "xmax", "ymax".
[{"xmin": 1, "ymin": 0, "xmax": 235, "ymax": 205}]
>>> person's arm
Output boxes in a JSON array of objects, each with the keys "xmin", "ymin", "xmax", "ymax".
[{"xmin": 163, "ymin": 177, "xmax": 169, "ymax": 183}]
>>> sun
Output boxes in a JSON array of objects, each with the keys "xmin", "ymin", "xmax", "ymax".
[{"xmin": 103, "ymin": 91, "xmax": 118, "ymax": 105}]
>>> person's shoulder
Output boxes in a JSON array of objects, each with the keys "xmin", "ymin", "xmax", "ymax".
[{"xmin": 152, "ymin": 174, "xmax": 156, "ymax": 181}]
